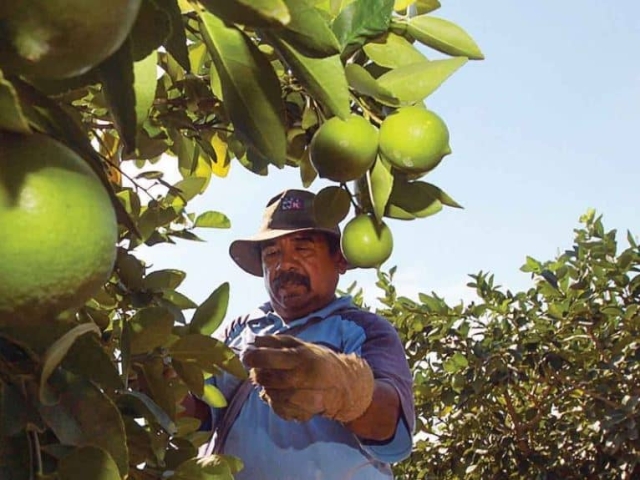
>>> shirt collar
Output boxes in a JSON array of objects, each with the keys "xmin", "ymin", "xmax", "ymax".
[{"xmin": 263, "ymin": 295, "xmax": 354, "ymax": 329}]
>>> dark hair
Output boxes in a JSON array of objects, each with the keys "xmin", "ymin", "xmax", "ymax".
[{"xmin": 323, "ymin": 232, "xmax": 341, "ymax": 255}]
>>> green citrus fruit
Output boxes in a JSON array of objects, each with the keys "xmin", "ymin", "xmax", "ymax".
[
  {"xmin": 309, "ymin": 115, "xmax": 379, "ymax": 183},
  {"xmin": 0, "ymin": 132, "xmax": 118, "ymax": 324},
  {"xmin": 0, "ymin": 0, "xmax": 142, "ymax": 79},
  {"xmin": 341, "ymin": 214, "xmax": 393, "ymax": 268},
  {"xmin": 379, "ymin": 106, "xmax": 451, "ymax": 175}
]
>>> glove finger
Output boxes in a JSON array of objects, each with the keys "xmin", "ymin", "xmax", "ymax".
[
  {"xmin": 251, "ymin": 335, "xmax": 304, "ymax": 349},
  {"xmin": 243, "ymin": 347, "xmax": 300, "ymax": 370},
  {"xmin": 250, "ymin": 367, "xmax": 303, "ymax": 389}
]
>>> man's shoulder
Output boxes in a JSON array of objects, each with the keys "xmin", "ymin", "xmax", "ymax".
[{"xmin": 335, "ymin": 305, "xmax": 397, "ymax": 333}]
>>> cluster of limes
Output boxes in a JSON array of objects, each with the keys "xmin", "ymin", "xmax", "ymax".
[
  {"xmin": 309, "ymin": 106, "xmax": 451, "ymax": 269},
  {"xmin": 0, "ymin": 1, "xmax": 137, "ymax": 324}
]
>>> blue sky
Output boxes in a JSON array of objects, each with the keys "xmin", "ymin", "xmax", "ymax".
[{"xmin": 132, "ymin": 1, "xmax": 640, "ymax": 321}]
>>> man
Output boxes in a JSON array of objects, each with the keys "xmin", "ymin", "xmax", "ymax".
[{"xmin": 197, "ymin": 189, "xmax": 415, "ymax": 479}]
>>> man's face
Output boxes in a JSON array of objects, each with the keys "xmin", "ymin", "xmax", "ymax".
[{"xmin": 261, "ymin": 231, "xmax": 347, "ymax": 321}]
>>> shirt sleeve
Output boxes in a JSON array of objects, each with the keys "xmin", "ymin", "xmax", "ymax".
[{"xmin": 342, "ymin": 310, "xmax": 415, "ymax": 463}]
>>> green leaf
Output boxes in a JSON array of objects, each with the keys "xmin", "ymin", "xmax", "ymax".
[
  {"xmin": 332, "ymin": 0, "xmax": 395, "ymax": 51},
  {"xmin": 275, "ymin": 0, "xmax": 341, "ymax": 57},
  {"xmin": 154, "ymin": 0, "xmax": 191, "ymax": 71},
  {"xmin": 128, "ymin": 306, "xmax": 176, "ymax": 355},
  {"xmin": 167, "ymin": 176, "xmax": 208, "ymax": 205},
  {"xmin": 408, "ymin": 15, "xmax": 484, "ymax": 60},
  {"xmin": 138, "ymin": 355, "xmax": 177, "ymax": 419},
  {"xmin": 443, "ymin": 352, "xmax": 468, "ymax": 373},
  {"xmin": 238, "ymin": 148, "xmax": 271, "ymax": 175},
  {"xmin": 130, "ymin": 0, "xmax": 171, "ymax": 61},
  {"xmin": 39, "ymin": 323, "xmax": 101, "ymax": 405},
  {"xmin": 170, "ymin": 129, "xmax": 198, "ymax": 177},
  {"xmin": 58, "ymin": 446, "xmax": 121, "ymax": 480},
  {"xmin": 62, "ymin": 334, "xmax": 124, "ymax": 394},
  {"xmin": 367, "ymin": 157, "xmax": 394, "ymax": 221},
  {"xmin": 415, "ymin": 0, "xmax": 441, "ymax": 14},
  {"xmin": 314, "ymin": 186, "xmax": 351, "ymax": 228},
  {"xmin": 377, "ymin": 56, "xmax": 467, "ymax": 103},
  {"xmin": 133, "ymin": 51, "xmax": 158, "ymax": 127},
  {"xmin": 199, "ymin": 0, "xmax": 291, "ymax": 27},
  {"xmin": 199, "ymin": 11, "xmax": 287, "ymax": 166},
  {"xmin": 1, "ymin": 382, "xmax": 44, "ymax": 437},
  {"xmin": 413, "ymin": 181, "xmax": 462, "ymax": 208},
  {"xmin": 116, "ymin": 250, "xmax": 145, "ymax": 291},
  {"xmin": 170, "ymin": 335, "xmax": 248, "ymax": 379},
  {"xmin": 195, "ymin": 211, "xmax": 232, "ymax": 228},
  {"xmin": 520, "ymin": 256, "xmax": 542, "ymax": 274},
  {"xmin": 385, "ymin": 179, "xmax": 443, "ymax": 219},
  {"xmin": 299, "ymin": 149, "xmax": 318, "ymax": 187},
  {"xmin": 189, "ymin": 282, "xmax": 230, "ymax": 336},
  {"xmin": 143, "ymin": 269, "xmax": 187, "ymax": 291},
  {"xmin": 266, "ymin": 34, "xmax": 350, "ymax": 119},
  {"xmin": 172, "ymin": 455, "xmax": 234, "ymax": 480},
  {"xmin": 345, "ymin": 63, "xmax": 399, "ymax": 106},
  {"xmin": 0, "ymin": 71, "xmax": 30, "ymax": 133},
  {"xmin": 363, "ymin": 32, "xmax": 428, "ymax": 68},
  {"xmin": 173, "ymin": 359, "xmax": 205, "ymax": 397},
  {"xmin": 162, "ymin": 290, "xmax": 199, "ymax": 310},
  {"xmin": 202, "ymin": 384, "xmax": 228, "ymax": 408},
  {"xmin": 116, "ymin": 391, "xmax": 177, "ymax": 435},
  {"xmin": 38, "ymin": 371, "xmax": 129, "ymax": 476},
  {"xmin": 98, "ymin": 37, "xmax": 137, "ymax": 154}
]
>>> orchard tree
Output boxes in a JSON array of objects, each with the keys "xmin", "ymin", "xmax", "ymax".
[
  {"xmin": 364, "ymin": 211, "xmax": 640, "ymax": 479},
  {"xmin": 0, "ymin": 0, "xmax": 483, "ymax": 478}
]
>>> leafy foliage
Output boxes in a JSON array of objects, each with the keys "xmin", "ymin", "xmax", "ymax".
[
  {"xmin": 366, "ymin": 211, "xmax": 640, "ymax": 479},
  {"xmin": 0, "ymin": 0, "xmax": 483, "ymax": 478}
]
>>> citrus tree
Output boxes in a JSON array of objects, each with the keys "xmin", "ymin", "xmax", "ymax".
[
  {"xmin": 0, "ymin": 0, "xmax": 483, "ymax": 478},
  {"xmin": 363, "ymin": 211, "xmax": 640, "ymax": 479}
]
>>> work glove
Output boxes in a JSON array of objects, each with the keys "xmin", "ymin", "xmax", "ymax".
[{"xmin": 243, "ymin": 335, "xmax": 375, "ymax": 423}]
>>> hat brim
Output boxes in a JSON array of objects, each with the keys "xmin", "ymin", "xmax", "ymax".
[{"xmin": 229, "ymin": 227, "xmax": 342, "ymax": 277}]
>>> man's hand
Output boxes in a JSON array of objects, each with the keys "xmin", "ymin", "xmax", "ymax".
[{"xmin": 243, "ymin": 335, "xmax": 375, "ymax": 423}]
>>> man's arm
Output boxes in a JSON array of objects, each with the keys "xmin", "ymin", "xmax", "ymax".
[{"xmin": 346, "ymin": 380, "xmax": 400, "ymax": 441}]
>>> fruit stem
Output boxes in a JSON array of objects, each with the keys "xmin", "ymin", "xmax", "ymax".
[
  {"xmin": 341, "ymin": 182, "xmax": 362, "ymax": 214},
  {"xmin": 351, "ymin": 95, "xmax": 384, "ymax": 127}
]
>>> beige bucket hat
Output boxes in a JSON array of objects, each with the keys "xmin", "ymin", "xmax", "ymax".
[{"xmin": 229, "ymin": 189, "xmax": 341, "ymax": 277}]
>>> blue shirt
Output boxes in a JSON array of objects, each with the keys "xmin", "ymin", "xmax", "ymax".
[{"xmin": 206, "ymin": 296, "xmax": 415, "ymax": 480}]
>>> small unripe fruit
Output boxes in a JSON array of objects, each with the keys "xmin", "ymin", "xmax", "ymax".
[
  {"xmin": 341, "ymin": 214, "xmax": 393, "ymax": 268},
  {"xmin": 309, "ymin": 115, "xmax": 379, "ymax": 183},
  {"xmin": 379, "ymin": 106, "xmax": 451, "ymax": 175},
  {"xmin": 0, "ymin": 0, "xmax": 142, "ymax": 79},
  {"xmin": 0, "ymin": 132, "xmax": 118, "ymax": 324}
]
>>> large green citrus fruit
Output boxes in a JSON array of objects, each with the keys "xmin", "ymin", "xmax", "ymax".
[
  {"xmin": 309, "ymin": 115, "xmax": 379, "ymax": 183},
  {"xmin": 341, "ymin": 214, "xmax": 393, "ymax": 268},
  {"xmin": 378, "ymin": 106, "xmax": 451, "ymax": 175},
  {"xmin": 0, "ymin": 0, "xmax": 142, "ymax": 79},
  {"xmin": 0, "ymin": 132, "xmax": 118, "ymax": 324}
]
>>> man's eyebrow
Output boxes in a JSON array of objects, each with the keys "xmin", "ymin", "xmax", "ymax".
[{"xmin": 292, "ymin": 234, "xmax": 316, "ymax": 243}]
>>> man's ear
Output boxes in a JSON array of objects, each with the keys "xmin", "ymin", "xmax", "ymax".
[{"xmin": 336, "ymin": 251, "xmax": 349, "ymax": 274}]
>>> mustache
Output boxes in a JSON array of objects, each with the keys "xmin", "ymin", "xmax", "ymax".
[{"xmin": 273, "ymin": 271, "xmax": 310, "ymax": 290}]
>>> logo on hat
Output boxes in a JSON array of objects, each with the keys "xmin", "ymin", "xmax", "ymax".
[{"xmin": 280, "ymin": 196, "xmax": 304, "ymax": 211}]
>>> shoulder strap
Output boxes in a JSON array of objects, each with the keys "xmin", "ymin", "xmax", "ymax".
[
  {"xmin": 202, "ymin": 303, "xmax": 358, "ymax": 456},
  {"xmin": 202, "ymin": 378, "xmax": 254, "ymax": 456}
]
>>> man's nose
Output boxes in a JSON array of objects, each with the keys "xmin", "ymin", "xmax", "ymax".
[{"xmin": 274, "ymin": 248, "xmax": 298, "ymax": 271}]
